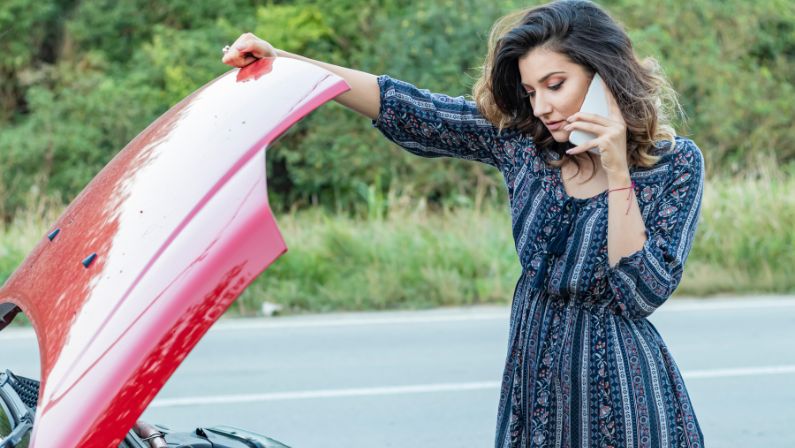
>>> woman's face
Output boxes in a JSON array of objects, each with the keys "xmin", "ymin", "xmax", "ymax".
[{"xmin": 517, "ymin": 47, "xmax": 593, "ymax": 142}]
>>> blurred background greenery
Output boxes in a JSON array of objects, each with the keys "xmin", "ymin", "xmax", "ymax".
[{"xmin": 1, "ymin": 0, "xmax": 793, "ymax": 315}]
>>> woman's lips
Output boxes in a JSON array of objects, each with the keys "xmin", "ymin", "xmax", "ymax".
[{"xmin": 546, "ymin": 120, "xmax": 565, "ymax": 131}]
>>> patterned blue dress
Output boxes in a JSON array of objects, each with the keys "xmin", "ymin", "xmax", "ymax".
[{"xmin": 371, "ymin": 75, "xmax": 706, "ymax": 448}]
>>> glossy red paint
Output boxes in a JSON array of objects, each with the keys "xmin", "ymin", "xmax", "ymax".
[{"xmin": 0, "ymin": 57, "xmax": 349, "ymax": 447}]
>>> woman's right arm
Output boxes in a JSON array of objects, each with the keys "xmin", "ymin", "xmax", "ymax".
[
  {"xmin": 222, "ymin": 33, "xmax": 523, "ymax": 169},
  {"xmin": 222, "ymin": 33, "xmax": 381, "ymax": 120}
]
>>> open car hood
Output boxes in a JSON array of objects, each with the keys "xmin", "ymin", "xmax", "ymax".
[{"xmin": 0, "ymin": 58, "xmax": 349, "ymax": 447}]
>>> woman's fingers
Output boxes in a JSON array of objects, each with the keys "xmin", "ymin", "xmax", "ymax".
[
  {"xmin": 233, "ymin": 33, "xmax": 268, "ymax": 57},
  {"xmin": 222, "ymin": 50, "xmax": 256, "ymax": 67},
  {"xmin": 563, "ymin": 120, "xmax": 604, "ymax": 135},
  {"xmin": 566, "ymin": 112, "xmax": 611, "ymax": 126},
  {"xmin": 221, "ymin": 32, "xmax": 275, "ymax": 67},
  {"xmin": 221, "ymin": 44, "xmax": 251, "ymax": 67},
  {"xmin": 566, "ymin": 138, "xmax": 601, "ymax": 155}
]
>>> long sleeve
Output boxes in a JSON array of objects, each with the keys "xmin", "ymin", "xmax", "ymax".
[
  {"xmin": 607, "ymin": 138, "xmax": 705, "ymax": 320},
  {"xmin": 371, "ymin": 75, "xmax": 520, "ymax": 169}
]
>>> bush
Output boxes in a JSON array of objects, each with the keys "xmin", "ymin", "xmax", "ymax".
[{"xmin": 1, "ymin": 0, "xmax": 794, "ymax": 219}]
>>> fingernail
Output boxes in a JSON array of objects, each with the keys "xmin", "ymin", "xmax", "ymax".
[
  {"xmin": 235, "ymin": 43, "xmax": 246, "ymax": 50},
  {"xmin": 566, "ymin": 149, "xmax": 574, "ymax": 154}
]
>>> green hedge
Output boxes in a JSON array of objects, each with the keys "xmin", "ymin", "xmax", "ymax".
[{"xmin": 1, "ymin": 0, "xmax": 794, "ymax": 218}]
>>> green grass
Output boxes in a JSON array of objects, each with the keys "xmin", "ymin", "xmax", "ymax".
[
  {"xmin": 0, "ymin": 194, "xmax": 61, "ymax": 288},
  {"xmin": 2, "ymin": 174, "xmax": 793, "ymax": 320},
  {"xmin": 683, "ymin": 171, "xmax": 795, "ymax": 296},
  {"xmin": 232, "ymin": 205, "xmax": 521, "ymax": 316}
]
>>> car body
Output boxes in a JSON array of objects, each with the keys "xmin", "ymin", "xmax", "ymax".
[{"xmin": 0, "ymin": 57, "xmax": 349, "ymax": 447}]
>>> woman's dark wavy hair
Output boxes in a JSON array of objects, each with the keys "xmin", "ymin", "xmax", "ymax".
[{"xmin": 472, "ymin": 0, "xmax": 684, "ymax": 175}]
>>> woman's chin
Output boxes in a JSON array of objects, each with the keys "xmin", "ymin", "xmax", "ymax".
[{"xmin": 550, "ymin": 130, "xmax": 571, "ymax": 143}]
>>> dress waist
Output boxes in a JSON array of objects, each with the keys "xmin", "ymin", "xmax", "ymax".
[{"xmin": 519, "ymin": 270, "xmax": 615, "ymax": 314}]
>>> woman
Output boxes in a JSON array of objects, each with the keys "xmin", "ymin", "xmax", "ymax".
[{"xmin": 222, "ymin": 0, "xmax": 705, "ymax": 446}]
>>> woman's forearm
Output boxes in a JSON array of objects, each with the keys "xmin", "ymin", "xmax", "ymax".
[{"xmin": 606, "ymin": 169, "xmax": 647, "ymax": 267}]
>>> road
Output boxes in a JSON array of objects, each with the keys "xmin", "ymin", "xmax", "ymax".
[{"xmin": 2, "ymin": 295, "xmax": 794, "ymax": 447}]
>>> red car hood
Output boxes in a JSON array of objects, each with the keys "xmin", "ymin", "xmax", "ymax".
[{"xmin": 0, "ymin": 57, "xmax": 349, "ymax": 447}]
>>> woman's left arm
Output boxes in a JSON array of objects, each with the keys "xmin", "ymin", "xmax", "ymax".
[
  {"xmin": 605, "ymin": 168, "xmax": 647, "ymax": 267},
  {"xmin": 563, "ymin": 86, "xmax": 705, "ymax": 320},
  {"xmin": 605, "ymin": 140, "xmax": 705, "ymax": 320}
]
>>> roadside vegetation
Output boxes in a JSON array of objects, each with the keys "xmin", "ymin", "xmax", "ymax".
[
  {"xmin": 1, "ymin": 0, "xmax": 793, "ymax": 317},
  {"xmin": 3, "ymin": 169, "xmax": 793, "ymax": 317}
]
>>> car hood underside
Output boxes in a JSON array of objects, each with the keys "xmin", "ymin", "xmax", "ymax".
[{"xmin": 0, "ymin": 58, "xmax": 349, "ymax": 448}]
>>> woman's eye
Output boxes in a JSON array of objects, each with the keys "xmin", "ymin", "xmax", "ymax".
[{"xmin": 524, "ymin": 82, "xmax": 563, "ymax": 98}]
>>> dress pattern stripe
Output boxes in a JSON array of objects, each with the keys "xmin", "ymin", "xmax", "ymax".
[{"xmin": 371, "ymin": 74, "xmax": 705, "ymax": 447}]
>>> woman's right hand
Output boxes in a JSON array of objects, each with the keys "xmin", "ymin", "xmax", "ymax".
[{"xmin": 221, "ymin": 32, "xmax": 277, "ymax": 68}]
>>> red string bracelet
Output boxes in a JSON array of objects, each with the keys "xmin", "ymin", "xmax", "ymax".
[{"xmin": 607, "ymin": 180, "xmax": 636, "ymax": 215}]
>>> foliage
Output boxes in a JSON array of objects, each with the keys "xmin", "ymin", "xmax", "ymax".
[
  {"xmin": 3, "ymin": 174, "xmax": 794, "ymax": 317},
  {"xmin": 0, "ymin": 0, "xmax": 793, "ymax": 218},
  {"xmin": 610, "ymin": 0, "xmax": 795, "ymax": 174}
]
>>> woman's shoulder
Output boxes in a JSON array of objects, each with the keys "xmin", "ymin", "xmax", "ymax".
[
  {"xmin": 669, "ymin": 136, "xmax": 703, "ymax": 171},
  {"xmin": 646, "ymin": 136, "xmax": 704, "ymax": 173},
  {"xmin": 651, "ymin": 134, "xmax": 701, "ymax": 158},
  {"xmin": 645, "ymin": 136, "xmax": 705, "ymax": 193},
  {"xmin": 629, "ymin": 136, "xmax": 704, "ymax": 190}
]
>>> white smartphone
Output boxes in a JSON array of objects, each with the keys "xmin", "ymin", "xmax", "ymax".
[{"xmin": 569, "ymin": 72, "xmax": 609, "ymax": 155}]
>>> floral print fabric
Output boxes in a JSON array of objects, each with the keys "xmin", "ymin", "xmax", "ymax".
[{"xmin": 371, "ymin": 74, "xmax": 705, "ymax": 447}]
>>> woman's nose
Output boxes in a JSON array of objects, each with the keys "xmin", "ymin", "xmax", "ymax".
[{"xmin": 532, "ymin": 94, "xmax": 552, "ymax": 118}]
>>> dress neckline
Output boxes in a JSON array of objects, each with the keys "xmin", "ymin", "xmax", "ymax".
[{"xmin": 552, "ymin": 165, "xmax": 609, "ymax": 205}]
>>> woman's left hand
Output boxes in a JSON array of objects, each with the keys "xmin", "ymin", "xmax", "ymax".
[{"xmin": 562, "ymin": 87, "xmax": 629, "ymax": 178}]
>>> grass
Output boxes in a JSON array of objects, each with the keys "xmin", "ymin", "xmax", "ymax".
[
  {"xmin": 232, "ymin": 205, "xmax": 521, "ymax": 316},
  {"xmin": 683, "ymin": 170, "xmax": 795, "ymax": 296},
  {"xmin": 2, "ymin": 174, "xmax": 793, "ymax": 320}
]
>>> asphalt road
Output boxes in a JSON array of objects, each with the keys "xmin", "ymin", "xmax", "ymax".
[{"xmin": 2, "ymin": 295, "xmax": 794, "ymax": 447}]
